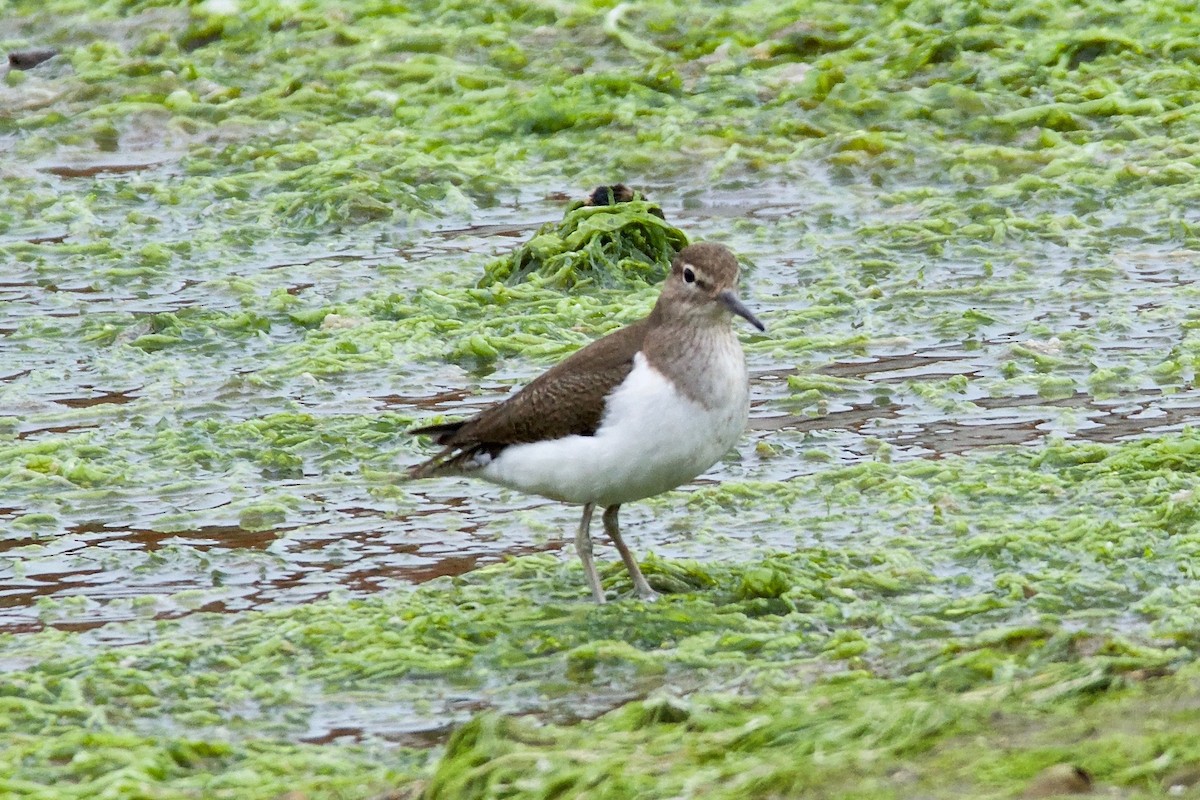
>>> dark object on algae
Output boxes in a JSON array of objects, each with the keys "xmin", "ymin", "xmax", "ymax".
[
  {"xmin": 480, "ymin": 184, "xmax": 687, "ymax": 290},
  {"xmin": 587, "ymin": 183, "xmax": 636, "ymax": 206},
  {"xmin": 8, "ymin": 49, "xmax": 57, "ymax": 70},
  {"xmin": 584, "ymin": 183, "xmax": 665, "ymax": 220}
]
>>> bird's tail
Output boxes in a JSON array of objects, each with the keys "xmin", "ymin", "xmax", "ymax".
[
  {"xmin": 407, "ymin": 421, "xmax": 466, "ymax": 479},
  {"xmin": 409, "ymin": 421, "xmax": 464, "ymax": 441}
]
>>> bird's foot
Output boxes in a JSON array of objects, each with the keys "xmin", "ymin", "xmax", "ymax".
[
  {"xmin": 629, "ymin": 573, "xmax": 659, "ymax": 602},
  {"xmin": 634, "ymin": 587, "xmax": 660, "ymax": 602}
]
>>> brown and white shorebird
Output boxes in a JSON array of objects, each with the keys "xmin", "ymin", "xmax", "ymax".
[{"xmin": 408, "ymin": 242, "xmax": 764, "ymax": 603}]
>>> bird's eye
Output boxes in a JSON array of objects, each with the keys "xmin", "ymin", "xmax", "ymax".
[{"xmin": 682, "ymin": 267, "xmax": 696, "ymax": 284}]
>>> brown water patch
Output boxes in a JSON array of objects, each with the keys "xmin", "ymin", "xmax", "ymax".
[
  {"xmin": 41, "ymin": 160, "xmax": 169, "ymax": 178},
  {"xmin": 753, "ymin": 382, "xmax": 1200, "ymax": 457},
  {"xmin": 895, "ymin": 419, "xmax": 1051, "ymax": 454},
  {"xmin": 379, "ymin": 387, "xmax": 478, "ymax": 410},
  {"xmin": 7, "ymin": 48, "xmax": 57, "ymax": 70},
  {"xmin": 0, "ymin": 503, "xmax": 561, "ymax": 632},
  {"xmin": 808, "ymin": 351, "xmax": 978, "ymax": 379},
  {"xmin": 1073, "ymin": 397, "xmax": 1200, "ymax": 444},
  {"xmin": 972, "ymin": 392, "xmax": 1095, "ymax": 411},
  {"xmin": 384, "ymin": 552, "xmax": 483, "ymax": 584},
  {"xmin": 57, "ymin": 522, "xmax": 283, "ymax": 552},
  {"xmin": 52, "ymin": 388, "xmax": 140, "ymax": 408},
  {"xmin": 24, "ymin": 233, "xmax": 68, "ymax": 245},
  {"xmin": 16, "ymin": 423, "xmax": 100, "ymax": 439}
]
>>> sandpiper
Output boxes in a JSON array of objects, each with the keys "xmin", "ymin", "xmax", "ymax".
[{"xmin": 409, "ymin": 242, "xmax": 764, "ymax": 603}]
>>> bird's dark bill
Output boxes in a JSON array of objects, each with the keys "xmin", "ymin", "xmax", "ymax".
[{"xmin": 718, "ymin": 291, "xmax": 765, "ymax": 331}]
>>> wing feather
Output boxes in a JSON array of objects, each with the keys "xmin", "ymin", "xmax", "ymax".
[{"xmin": 408, "ymin": 320, "xmax": 648, "ymax": 477}]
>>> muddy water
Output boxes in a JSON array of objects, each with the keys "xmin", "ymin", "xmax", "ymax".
[
  {"xmin": 5, "ymin": 299, "xmax": 1198, "ymax": 632},
  {"xmin": 4, "ymin": 175, "xmax": 1198, "ymax": 634}
]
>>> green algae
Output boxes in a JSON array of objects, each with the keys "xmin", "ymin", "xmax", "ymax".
[
  {"xmin": 0, "ymin": 731, "xmax": 404, "ymax": 800},
  {"xmin": 479, "ymin": 191, "xmax": 686, "ymax": 289},
  {"xmin": 6, "ymin": 432, "xmax": 1200, "ymax": 795},
  {"xmin": 8, "ymin": 0, "xmax": 1200, "ymax": 796},
  {"xmin": 425, "ymin": 661, "xmax": 1200, "ymax": 799}
]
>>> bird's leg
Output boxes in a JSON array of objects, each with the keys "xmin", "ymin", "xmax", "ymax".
[
  {"xmin": 575, "ymin": 503, "xmax": 605, "ymax": 604},
  {"xmin": 602, "ymin": 505, "xmax": 658, "ymax": 601}
]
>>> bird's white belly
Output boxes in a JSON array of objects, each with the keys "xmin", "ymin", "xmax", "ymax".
[{"xmin": 477, "ymin": 353, "xmax": 748, "ymax": 507}]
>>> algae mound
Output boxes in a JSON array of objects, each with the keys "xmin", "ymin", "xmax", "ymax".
[{"xmin": 480, "ymin": 185, "xmax": 687, "ymax": 290}]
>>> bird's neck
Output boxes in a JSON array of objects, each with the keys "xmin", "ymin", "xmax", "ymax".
[{"xmin": 642, "ymin": 315, "xmax": 743, "ymax": 409}]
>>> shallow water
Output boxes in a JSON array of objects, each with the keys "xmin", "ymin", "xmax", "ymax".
[{"xmin": 5, "ymin": 183, "xmax": 1199, "ymax": 637}]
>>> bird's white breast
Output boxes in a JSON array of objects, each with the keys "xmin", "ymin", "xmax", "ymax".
[{"xmin": 477, "ymin": 349, "xmax": 749, "ymax": 507}]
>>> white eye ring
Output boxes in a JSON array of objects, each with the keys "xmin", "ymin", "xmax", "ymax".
[{"xmin": 682, "ymin": 266, "xmax": 696, "ymax": 284}]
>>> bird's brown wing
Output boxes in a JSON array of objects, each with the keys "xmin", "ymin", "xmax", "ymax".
[{"xmin": 409, "ymin": 320, "xmax": 649, "ymax": 477}]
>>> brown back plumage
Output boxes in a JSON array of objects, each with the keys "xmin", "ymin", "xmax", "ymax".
[
  {"xmin": 408, "ymin": 319, "xmax": 649, "ymax": 477},
  {"xmin": 409, "ymin": 241, "xmax": 759, "ymax": 479}
]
